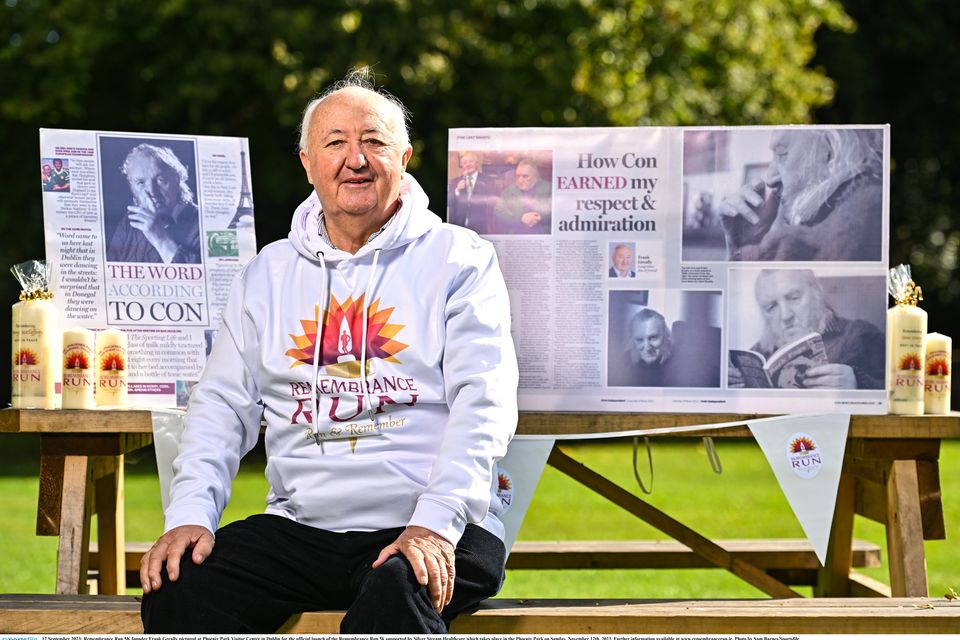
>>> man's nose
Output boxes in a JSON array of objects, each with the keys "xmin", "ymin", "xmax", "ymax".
[
  {"xmin": 764, "ymin": 163, "xmax": 782, "ymax": 189},
  {"xmin": 345, "ymin": 144, "xmax": 367, "ymax": 170}
]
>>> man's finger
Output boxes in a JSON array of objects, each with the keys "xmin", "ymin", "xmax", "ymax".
[
  {"xmin": 371, "ymin": 543, "xmax": 399, "ymax": 569},
  {"xmin": 192, "ymin": 532, "xmax": 214, "ymax": 564}
]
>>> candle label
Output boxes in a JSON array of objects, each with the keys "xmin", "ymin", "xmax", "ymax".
[
  {"xmin": 925, "ymin": 349, "xmax": 951, "ymax": 395},
  {"xmin": 63, "ymin": 342, "xmax": 94, "ymax": 389},
  {"xmin": 12, "ymin": 320, "xmax": 46, "ymax": 400},
  {"xmin": 98, "ymin": 344, "xmax": 127, "ymax": 389}
]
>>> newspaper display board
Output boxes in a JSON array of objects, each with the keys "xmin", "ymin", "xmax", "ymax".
[
  {"xmin": 448, "ymin": 126, "xmax": 890, "ymax": 415},
  {"xmin": 39, "ymin": 128, "xmax": 258, "ymax": 408}
]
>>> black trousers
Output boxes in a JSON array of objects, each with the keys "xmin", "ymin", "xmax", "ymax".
[{"xmin": 140, "ymin": 514, "xmax": 505, "ymax": 634}]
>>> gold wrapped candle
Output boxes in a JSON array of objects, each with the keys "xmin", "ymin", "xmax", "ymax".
[
  {"xmin": 10, "ymin": 260, "xmax": 59, "ymax": 409},
  {"xmin": 924, "ymin": 332, "xmax": 951, "ymax": 414},
  {"xmin": 887, "ymin": 265, "xmax": 927, "ymax": 415}
]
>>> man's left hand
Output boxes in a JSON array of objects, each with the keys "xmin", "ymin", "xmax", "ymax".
[
  {"xmin": 373, "ymin": 525, "xmax": 455, "ymax": 613},
  {"xmin": 802, "ymin": 364, "xmax": 858, "ymax": 389},
  {"xmin": 520, "ymin": 211, "xmax": 541, "ymax": 227}
]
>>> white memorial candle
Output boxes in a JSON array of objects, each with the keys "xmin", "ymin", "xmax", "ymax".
[
  {"xmin": 887, "ymin": 304, "xmax": 927, "ymax": 415},
  {"xmin": 96, "ymin": 328, "xmax": 128, "ymax": 407},
  {"xmin": 924, "ymin": 332, "xmax": 952, "ymax": 414},
  {"xmin": 62, "ymin": 326, "xmax": 95, "ymax": 409},
  {"xmin": 11, "ymin": 296, "xmax": 59, "ymax": 409}
]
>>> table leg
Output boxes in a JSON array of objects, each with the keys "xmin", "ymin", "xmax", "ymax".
[
  {"xmin": 886, "ymin": 459, "xmax": 928, "ymax": 596},
  {"xmin": 55, "ymin": 455, "xmax": 92, "ymax": 595},
  {"xmin": 93, "ymin": 455, "xmax": 126, "ymax": 595}
]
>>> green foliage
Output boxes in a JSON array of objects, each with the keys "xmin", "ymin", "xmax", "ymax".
[{"xmin": 814, "ymin": 0, "xmax": 960, "ymax": 328}]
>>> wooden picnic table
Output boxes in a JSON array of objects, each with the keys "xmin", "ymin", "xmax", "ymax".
[{"xmin": 1, "ymin": 408, "xmax": 958, "ymax": 598}]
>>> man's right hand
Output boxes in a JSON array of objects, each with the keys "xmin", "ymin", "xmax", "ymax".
[{"xmin": 140, "ymin": 524, "xmax": 214, "ymax": 594}]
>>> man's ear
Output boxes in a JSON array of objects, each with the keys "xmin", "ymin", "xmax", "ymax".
[
  {"xmin": 299, "ymin": 149, "xmax": 313, "ymax": 185},
  {"xmin": 401, "ymin": 145, "xmax": 413, "ymax": 171}
]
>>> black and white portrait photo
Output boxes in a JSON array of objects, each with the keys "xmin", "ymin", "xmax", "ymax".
[
  {"xmin": 681, "ymin": 127, "xmax": 885, "ymax": 262},
  {"xmin": 726, "ymin": 268, "xmax": 886, "ymax": 390},
  {"xmin": 100, "ymin": 136, "xmax": 202, "ymax": 264},
  {"xmin": 607, "ymin": 289, "xmax": 722, "ymax": 388}
]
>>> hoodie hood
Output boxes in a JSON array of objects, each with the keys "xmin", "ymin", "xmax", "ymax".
[{"xmin": 288, "ymin": 172, "xmax": 441, "ymax": 263}]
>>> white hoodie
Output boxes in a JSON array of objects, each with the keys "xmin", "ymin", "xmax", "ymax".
[{"xmin": 165, "ymin": 174, "xmax": 519, "ymax": 545}]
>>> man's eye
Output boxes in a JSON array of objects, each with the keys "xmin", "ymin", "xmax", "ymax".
[
  {"xmin": 326, "ymin": 140, "xmax": 345, "ymax": 147},
  {"xmin": 363, "ymin": 139, "xmax": 384, "ymax": 146}
]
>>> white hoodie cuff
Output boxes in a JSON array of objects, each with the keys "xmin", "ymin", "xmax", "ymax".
[
  {"xmin": 408, "ymin": 499, "xmax": 467, "ymax": 546},
  {"xmin": 164, "ymin": 503, "xmax": 219, "ymax": 536}
]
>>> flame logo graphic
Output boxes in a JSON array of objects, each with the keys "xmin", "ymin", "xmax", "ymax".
[
  {"xmin": 286, "ymin": 295, "xmax": 407, "ymax": 378},
  {"xmin": 64, "ymin": 350, "xmax": 90, "ymax": 370},
  {"xmin": 789, "ymin": 436, "xmax": 817, "ymax": 454},
  {"xmin": 927, "ymin": 357, "xmax": 950, "ymax": 377},
  {"xmin": 498, "ymin": 473, "xmax": 512, "ymax": 492},
  {"xmin": 100, "ymin": 352, "xmax": 126, "ymax": 372},
  {"xmin": 898, "ymin": 353, "xmax": 923, "ymax": 371},
  {"xmin": 13, "ymin": 349, "xmax": 38, "ymax": 366}
]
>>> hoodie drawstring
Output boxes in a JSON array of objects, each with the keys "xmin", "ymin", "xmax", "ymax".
[
  {"xmin": 311, "ymin": 251, "xmax": 328, "ymax": 448},
  {"xmin": 359, "ymin": 248, "xmax": 381, "ymax": 423}
]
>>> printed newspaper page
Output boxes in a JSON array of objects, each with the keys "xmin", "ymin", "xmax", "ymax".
[
  {"xmin": 40, "ymin": 128, "xmax": 258, "ymax": 408},
  {"xmin": 447, "ymin": 126, "xmax": 889, "ymax": 414}
]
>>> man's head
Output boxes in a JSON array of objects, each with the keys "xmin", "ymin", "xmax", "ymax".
[
  {"xmin": 122, "ymin": 144, "xmax": 194, "ymax": 215},
  {"xmin": 514, "ymin": 160, "xmax": 540, "ymax": 192},
  {"xmin": 612, "ymin": 244, "xmax": 633, "ymax": 275},
  {"xmin": 754, "ymin": 269, "xmax": 829, "ymax": 351},
  {"xmin": 459, "ymin": 151, "xmax": 481, "ymax": 176},
  {"xmin": 53, "ymin": 159, "xmax": 63, "ymax": 171},
  {"xmin": 42, "ymin": 164, "xmax": 52, "ymax": 177},
  {"xmin": 765, "ymin": 129, "xmax": 883, "ymax": 225},
  {"xmin": 629, "ymin": 308, "xmax": 672, "ymax": 365},
  {"xmin": 298, "ymin": 70, "xmax": 413, "ymax": 222}
]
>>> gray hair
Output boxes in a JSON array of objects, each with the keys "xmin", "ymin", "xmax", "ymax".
[
  {"xmin": 122, "ymin": 143, "xmax": 195, "ymax": 206},
  {"xmin": 782, "ymin": 129, "xmax": 883, "ymax": 225},
  {"xmin": 298, "ymin": 67, "xmax": 411, "ymax": 151}
]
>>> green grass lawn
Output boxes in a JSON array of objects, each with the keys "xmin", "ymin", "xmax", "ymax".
[{"xmin": 1, "ymin": 434, "xmax": 957, "ymax": 598}]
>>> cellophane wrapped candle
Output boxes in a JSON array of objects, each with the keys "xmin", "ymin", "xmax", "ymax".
[
  {"xmin": 887, "ymin": 264, "xmax": 927, "ymax": 415},
  {"xmin": 11, "ymin": 260, "xmax": 59, "ymax": 409}
]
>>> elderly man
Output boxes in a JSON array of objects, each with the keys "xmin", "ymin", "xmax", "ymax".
[
  {"xmin": 139, "ymin": 71, "xmax": 519, "ymax": 634},
  {"xmin": 106, "ymin": 143, "xmax": 201, "ymax": 263},
  {"xmin": 493, "ymin": 159, "xmax": 551, "ymax": 234},
  {"xmin": 733, "ymin": 269, "xmax": 884, "ymax": 389},
  {"xmin": 719, "ymin": 129, "xmax": 883, "ymax": 261},
  {"xmin": 447, "ymin": 151, "xmax": 498, "ymax": 234},
  {"xmin": 609, "ymin": 244, "xmax": 635, "ymax": 278}
]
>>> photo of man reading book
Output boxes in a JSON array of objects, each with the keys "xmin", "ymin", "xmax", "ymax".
[{"xmin": 729, "ymin": 269, "xmax": 884, "ymax": 389}]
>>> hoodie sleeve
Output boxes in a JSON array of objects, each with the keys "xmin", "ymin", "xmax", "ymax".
[
  {"xmin": 163, "ymin": 269, "xmax": 264, "ymax": 534},
  {"xmin": 407, "ymin": 239, "xmax": 519, "ymax": 545}
]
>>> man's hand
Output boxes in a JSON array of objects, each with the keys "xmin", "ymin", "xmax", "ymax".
[
  {"xmin": 520, "ymin": 211, "xmax": 541, "ymax": 227},
  {"xmin": 801, "ymin": 363, "xmax": 858, "ymax": 389},
  {"xmin": 140, "ymin": 524, "xmax": 214, "ymax": 594},
  {"xmin": 126, "ymin": 204, "xmax": 178, "ymax": 261},
  {"xmin": 373, "ymin": 525, "xmax": 455, "ymax": 613}
]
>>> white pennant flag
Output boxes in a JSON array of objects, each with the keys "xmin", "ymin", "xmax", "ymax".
[
  {"xmin": 496, "ymin": 437, "xmax": 555, "ymax": 554},
  {"xmin": 748, "ymin": 413, "xmax": 850, "ymax": 565}
]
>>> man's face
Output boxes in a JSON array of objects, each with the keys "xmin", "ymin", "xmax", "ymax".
[
  {"xmin": 755, "ymin": 271, "xmax": 821, "ymax": 346},
  {"xmin": 42, "ymin": 164, "xmax": 52, "ymax": 177},
  {"xmin": 299, "ymin": 88, "xmax": 412, "ymax": 221},
  {"xmin": 459, "ymin": 153, "xmax": 479, "ymax": 175},
  {"xmin": 126, "ymin": 153, "xmax": 180, "ymax": 215},
  {"xmin": 631, "ymin": 318, "xmax": 665, "ymax": 365},
  {"xmin": 53, "ymin": 159, "xmax": 63, "ymax": 171},
  {"xmin": 515, "ymin": 164, "xmax": 538, "ymax": 192},
  {"xmin": 766, "ymin": 131, "xmax": 829, "ymax": 211},
  {"xmin": 613, "ymin": 246, "xmax": 633, "ymax": 273}
]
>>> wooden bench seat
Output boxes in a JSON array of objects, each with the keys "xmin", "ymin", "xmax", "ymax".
[
  {"xmin": 90, "ymin": 538, "xmax": 883, "ymax": 589},
  {"xmin": 2, "ymin": 594, "xmax": 958, "ymax": 634}
]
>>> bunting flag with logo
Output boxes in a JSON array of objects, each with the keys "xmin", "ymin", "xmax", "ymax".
[
  {"xmin": 748, "ymin": 413, "xmax": 850, "ymax": 565},
  {"xmin": 496, "ymin": 438, "xmax": 556, "ymax": 554}
]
